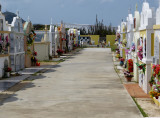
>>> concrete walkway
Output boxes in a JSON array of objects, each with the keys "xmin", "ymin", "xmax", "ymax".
[{"xmin": 0, "ymin": 48, "xmax": 143, "ymax": 118}]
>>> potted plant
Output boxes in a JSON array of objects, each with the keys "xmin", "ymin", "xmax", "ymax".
[
  {"xmin": 4, "ymin": 67, "xmax": 12, "ymax": 78},
  {"xmin": 123, "ymin": 70, "xmax": 133, "ymax": 82},
  {"xmin": 119, "ymin": 58, "xmax": 125, "ymax": 66},
  {"xmin": 31, "ymin": 56, "xmax": 38, "ymax": 66}
]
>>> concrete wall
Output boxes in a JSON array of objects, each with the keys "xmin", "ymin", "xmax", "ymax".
[
  {"xmin": 106, "ymin": 35, "xmax": 116, "ymax": 46},
  {"xmin": 34, "ymin": 42, "xmax": 50, "ymax": 61},
  {"xmin": 80, "ymin": 35, "xmax": 100, "ymax": 45}
]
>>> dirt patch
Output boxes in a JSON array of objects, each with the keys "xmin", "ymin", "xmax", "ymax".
[{"xmin": 124, "ymin": 84, "xmax": 150, "ymax": 98}]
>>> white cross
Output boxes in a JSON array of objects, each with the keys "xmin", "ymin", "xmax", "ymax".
[
  {"xmin": 16, "ymin": 10, "xmax": 19, "ymax": 18},
  {"xmin": 136, "ymin": 4, "xmax": 138, "ymax": 11},
  {"xmin": 128, "ymin": 8, "xmax": 131, "ymax": 14},
  {"xmin": 51, "ymin": 18, "xmax": 53, "ymax": 25},
  {"xmin": 28, "ymin": 16, "xmax": 30, "ymax": 22}
]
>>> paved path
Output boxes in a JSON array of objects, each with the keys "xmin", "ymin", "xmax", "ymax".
[{"xmin": 0, "ymin": 48, "xmax": 143, "ymax": 118}]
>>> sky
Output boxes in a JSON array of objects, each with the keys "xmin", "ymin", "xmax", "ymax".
[{"xmin": 0, "ymin": 0, "xmax": 159, "ymax": 26}]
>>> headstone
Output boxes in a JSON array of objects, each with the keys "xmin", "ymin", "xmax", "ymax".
[{"xmin": 9, "ymin": 11, "xmax": 25, "ymax": 72}]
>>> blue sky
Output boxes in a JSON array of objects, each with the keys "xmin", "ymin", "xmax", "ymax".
[{"xmin": 0, "ymin": 0, "xmax": 159, "ymax": 26}]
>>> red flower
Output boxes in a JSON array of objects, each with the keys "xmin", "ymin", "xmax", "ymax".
[
  {"xmin": 34, "ymin": 51, "xmax": 37, "ymax": 56},
  {"xmin": 57, "ymin": 49, "xmax": 64, "ymax": 54},
  {"xmin": 5, "ymin": 67, "xmax": 12, "ymax": 72},
  {"xmin": 120, "ymin": 58, "xmax": 125, "ymax": 62},
  {"xmin": 128, "ymin": 59, "xmax": 133, "ymax": 73},
  {"xmin": 152, "ymin": 64, "xmax": 156, "ymax": 70},
  {"xmin": 36, "ymin": 62, "xmax": 40, "ymax": 66}
]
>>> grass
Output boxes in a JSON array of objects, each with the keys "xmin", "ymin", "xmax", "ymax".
[
  {"xmin": 114, "ymin": 65, "xmax": 123, "ymax": 84},
  {"xmin": 132, "ymin": 97, "xmax": 148, "ymax": 117},
  {"xmin": 32, "ymin": 72, "xmax": 38, "ymax": 76}
]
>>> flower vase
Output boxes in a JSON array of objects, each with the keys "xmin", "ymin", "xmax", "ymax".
[
  {"xmin": 125, "ymin": 76, "xmax": 133, "ymax": 82},
  {"xmin": 6, "ymin": 72, "xmax": 10, "ymax": 78},
  {"xmin": 120, "ymin": 61, "xmax": 124, "ymax": 66}
]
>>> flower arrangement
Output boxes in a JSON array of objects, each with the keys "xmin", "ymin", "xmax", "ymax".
[
  {"xmin": 62, "ymin": 38, "xmax": 67, "ymax": 41},
  {"xmin": 116, "ymin": 33, "xmax": 120, "ymax": 39},
  {"xmin": 27, "ymin": 30, "xmax": 36, "ymax": 45},
  {"xmin": 152, "ymin": 64, "xmax": 160, "ymax": 77},
  {"xmin": 119, "ymin": 58, "xmax": 125, "ymax": 66},
  {"xmin": 31, "ymin": 56, "xmax": 38, "ymax": 63},
  {"xmin": 33, "ymin": 51, "xmax": 37, "ymax": 56},
  {"xmin": 116, "ymin": 49, "xmax": 120, "ymax": 54},
  {"xmin": 149, "ymin": 76, "xmax": 156, "ymax": 87},
  {"xmin": 131, "ymin": 43, "xmax": 135, "ymax": 52},
  {"xmin": 149, "ymin": 91, "xmax": 160, "ymax": 99},
  {"xmin": 123, "ymin": 70, "xmax": 133, "ymax": 77},
  {"xmin": 74, "ymin": 44, "xmax": 78, "ymax": 47},
  {"xmin": 149, "ymin": 64, "xmax": 160, "ymax": 101},
  {"xmin": 127, "ymin": 59, "xmax": 133, "ymax": 73},
  {"xmin": 122, "ymin": 39, "xmax": 127, "ymax": 47},
  {"xmin": 4, "ymin": 67, "xmax": 12, "ymax": 72},
  {"xmin": 136, "ymin": 63, "xmax": 146, "ymax": 75},
  {"xmin": 57, "ymin": 49, "xmax": 64, "ymax": 55},
  {"xmin": 137, "ymin": 46, "xmax": 143, "ymax": 60},
  {"xmin": 36, "ymin": 62, "xmax": 40, "ymax": 66},
  {"xmin": 125, "ymin": 49, "xmax": 130, "ymax": 55},
  {"xmin": 0, "ymin": 35, "xmax": 10, "ymax": 54},
  {"xmin": 120, "ymin": 58, "xmax": 125, "ymax": 62},
  {"xmin": 116, "ymin": 54, "xmax": 120, "ymax": 58}
]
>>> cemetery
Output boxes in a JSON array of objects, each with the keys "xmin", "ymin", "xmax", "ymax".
[{"xmin": 1, "ymin": 0, "xmax": 160, "ymax": 117}]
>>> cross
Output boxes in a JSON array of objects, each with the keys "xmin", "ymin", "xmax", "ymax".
[
  {"xmin": 128, "ymin": 8, "xmax": 131, "ymax": 14},
  {"xmin": 136, "ymin": 3, "xmax": 138, "ymax": 11},
  {"xmin": 51, "ymin": 18, "xmax": 53, "ymax": 25},
  {"xmin": 28, "ymin": 16, "xmax": 30, "ymax": 22},
  {"xmin": 16, "ymin": 10, "xmax": 19, "ymax": 18}
]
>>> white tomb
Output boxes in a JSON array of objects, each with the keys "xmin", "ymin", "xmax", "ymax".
[
  {"xmin": 138, "ymin": 0, "xmax": 156, "ymax": 93},
  {"xmin": 120, "ymin": 21, "xmax": 127, "ymax": 59},
  {"xmin": 68, "ymin": 29, "xmax": 74, "ymax": 51},
  {"xmin": 126, "ymin": 10, "xmax": 134, "ymax": 60},
  {"xmin": 54, "ymin": 26, "xmax": 59, "ymax": 56},
  {"xmin": 49, "ymin": 19, "xmax": 55, "ymax": 57},
  {"xmin": 132, "ymin": 4, "xmax": 141, "ymax": 82},
  {"xmin": 9, "ymin": 11, "xmax": 25, "ymax": 72}
]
